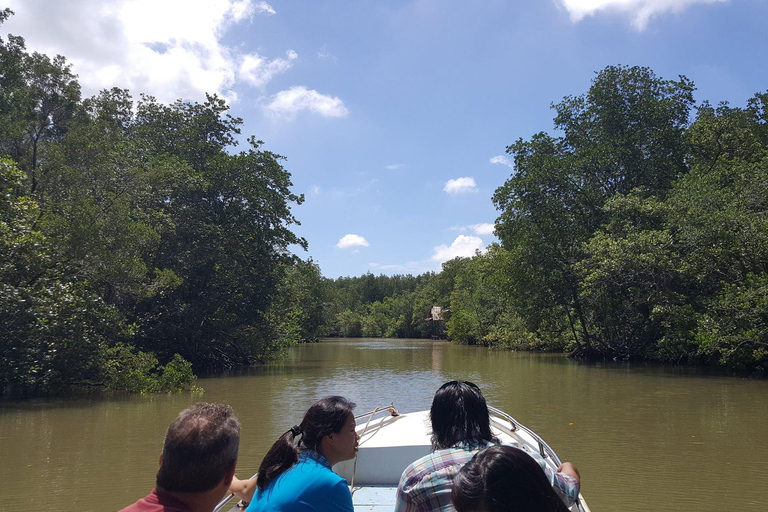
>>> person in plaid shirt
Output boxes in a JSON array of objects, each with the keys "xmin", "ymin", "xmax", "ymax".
[
  {"xmin": 452, "ymin": 445, "xmax": 573, "ymax": 512},
  {"xmin": 394, "ymin": 381, "xmax": 580, "ymax": 512}
]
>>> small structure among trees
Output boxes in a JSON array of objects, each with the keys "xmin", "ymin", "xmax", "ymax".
[{"xmin": 426, "ymin": 306, "xmax": 447, "ymax": 339}]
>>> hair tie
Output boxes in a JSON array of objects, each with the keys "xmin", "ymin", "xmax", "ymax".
[{"xmin": 290, "ymin": 425, "xmax": 303, "ymax": 437}]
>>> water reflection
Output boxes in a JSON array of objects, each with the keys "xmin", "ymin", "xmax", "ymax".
[{"xmin": 1, "ymin": 338, "xmax": 766, "ymax": 512}]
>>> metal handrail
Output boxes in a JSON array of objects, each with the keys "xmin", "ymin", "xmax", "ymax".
[
  {"xmin": 213, "ymin": 474, "xmax": 255, "ymax": 512},
  {"xmin": 213, "ymin": 492, "xmax": 236, "ymax": 512},
  {"xmin": 489, "ymin": 405, "xmax": 587, "ymax": 512},
  {"xmin": 488, "ymin": 405, "xmax": 561, "ymax": 465}
]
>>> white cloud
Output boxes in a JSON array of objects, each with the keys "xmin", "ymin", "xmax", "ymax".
[
  {"xmin": 490, "ymin": 155, "xmax": 513, "ymax": 168},
  {"xmin": 472, "ymin": 223, "xmax": 495, "ymax": 236},
  {"xmin": 3, "ymin": 0, "xmax": 286, "ymax": 104},
  {"xmin": 431, "ymin": 235, "xmax": 486, "ymax": 264},
  {"xmin": 337, "ymin": 234, "xmax": 370, "ymax": 249},
  {"xmin": 370, "ymin": 233, "xmax": 491, "ymax": 274},
  {"xmin": 560, "ymin": 0, "xmax": 728, "ymax": 30},
  {"xmin": 385, "ymin": 164, "xmax": 406, "ymax": 170},
  {"xmin": 450, "ymin": 223, "xmax": 496, "ymax": 236},
  {"xmin": 239, "ymin": 50, "xmax": 297, "ymax": 87},
  {"xmin": 444, "ymin": 177, "xmax": 478, "ymax": 194},
  {"xmin": 308, "ymin": 179, "xmax": 379, "ymax": 199},
  {"xmin": 369, "ymin": 261, "xmax": 436, "ymax": 274},
  {"xmin": 265, "ymin": 86, "xmax": 349, "ymax": 118},
  {"xmin": 254, "ymin": 1, "xmax": 276, "ymax": 15}
]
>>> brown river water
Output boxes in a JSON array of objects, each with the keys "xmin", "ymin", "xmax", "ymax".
[{"xmin": 1, "ymin": 338, "xmax": 767, "ymax": 511}]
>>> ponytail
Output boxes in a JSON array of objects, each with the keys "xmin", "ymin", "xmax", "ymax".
[
  {"xmin": 255, "ymin": 397, "xmax": 355, "ymax": 490},
  {"xmin": 255, "ymin": 426, "xmax": 303, "ymax": 490}
]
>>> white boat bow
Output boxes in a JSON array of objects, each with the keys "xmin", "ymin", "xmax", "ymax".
[{"xmin": 216, "ymin": 404, "xmax": 590, "ymax": 512}]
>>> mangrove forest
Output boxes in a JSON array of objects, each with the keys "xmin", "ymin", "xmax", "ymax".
[{"xmin": 1, "ymin": 9, "xmax": 767, "ymax": 396}]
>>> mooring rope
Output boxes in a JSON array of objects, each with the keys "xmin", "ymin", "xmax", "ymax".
[{"xmin": 350, "ymin": 403, "xmax": 400, "ymax": 490}]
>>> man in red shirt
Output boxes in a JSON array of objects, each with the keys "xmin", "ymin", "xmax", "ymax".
[{"xmin": 119, "ymin": 403, "xmax": 241, "ymax": 512}]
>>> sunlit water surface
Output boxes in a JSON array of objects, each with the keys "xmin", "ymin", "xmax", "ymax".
[{"xmin": 1, "ymin": 338, "xmax": 767, "ymax": 511}]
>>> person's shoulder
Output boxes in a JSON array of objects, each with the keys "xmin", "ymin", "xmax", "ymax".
[
  {"xmin": 118, "ymin": 489, "xmax": 189, "ymax": 512},
  {"xmin": 299, "ymin": 457, "xmax": 346, "ymax": 486},
  {"xmin": 298, "ymin": 463, "xmax": 351, "ymax": 506},
  {"xmin": 401, "ymin": 450, "xmax": 437, "ymax": 476},
  {"xmin": 117, "ymin": 500, "xmax": 145, "ymax": 512},
  {"xmin": 399, "ymin": 448, "xmax": 458, "ymax": 488}
]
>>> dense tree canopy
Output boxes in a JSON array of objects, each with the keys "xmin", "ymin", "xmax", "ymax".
[
  {"xmin": 322, "ymin": 66, "xmax": 767, "ymax": 374},
  {"xmin": 0, "ymin": 12, "xmax": 312, "ymax": 395},
  {"xmin": 2, "ymin": 9, "xmax": 766, "ymax": 396}
]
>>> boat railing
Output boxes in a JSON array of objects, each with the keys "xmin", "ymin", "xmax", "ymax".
[
  {"xmin": 489, "ymin": 405, "xmax": 587, "ymax": 512},
  {"xmin": 213, "ymin": 492, "xmax": 236, "ymax": 512},
  {"xmin": 213, "ymin": 474, "xmax": 255, "ymax": 512},
  {"xmin": 488, "ymin": 405, "xmax": 561, "ymax": 464}
]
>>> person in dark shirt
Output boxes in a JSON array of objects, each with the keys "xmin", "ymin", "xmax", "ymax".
[{"xmin": 119, "ymin": 402, "xmax": 241, "ymax": 512}]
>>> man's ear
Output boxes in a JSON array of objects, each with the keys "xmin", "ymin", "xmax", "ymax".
[{"xmin": 223, "ymin": 461, "xmax": 237, "ymax": 487}]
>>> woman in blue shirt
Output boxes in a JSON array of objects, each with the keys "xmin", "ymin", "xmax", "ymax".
[{"xmin": 230, "ymin": 396, "xmax": 359, "ymax": 512}]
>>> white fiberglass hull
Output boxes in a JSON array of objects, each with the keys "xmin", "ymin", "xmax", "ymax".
[
  {"xmin": 217, "ymin": 406, "xmax": 590, "ymax": 512},
  {"xmin": 335, "ymin": 407, "xmax": 590, "ymax": 512}
]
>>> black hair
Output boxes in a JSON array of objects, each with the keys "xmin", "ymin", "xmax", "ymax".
[
  {"xmin": 156, "ymin": 403, "xmax": 240, "ymax": 493},
  {"xmin": 430, "ymin": 381, "xmax": 497, "ymax": 450},
  {"xmin": 452, "ymin": 445, "xmax": 571, "ymax": 512},
  {"xmin": 256, "ymin": 396, "xmax": 356, "ymax": 490}
]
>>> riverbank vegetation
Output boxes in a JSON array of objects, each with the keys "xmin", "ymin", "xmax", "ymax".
[
  {"xmin": 0, "ymin": 10, "xmax": 323, "ymax": 395},
  {"xmin": 2, "ymin": 11, "xmax": 766, "ymax": 396},
  {"xmin": 323, "ymin": 66, "xmax": 768, "ymax": 374}
]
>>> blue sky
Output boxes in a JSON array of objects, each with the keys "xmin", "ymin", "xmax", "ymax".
[{"xmin": 4, "ymin": 0, "xmax": 768, "ymax": 278}]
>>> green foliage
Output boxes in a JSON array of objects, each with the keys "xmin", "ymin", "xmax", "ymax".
[
  {"xmin": 0, "ymin": 16, "xmax": 310, "ymax": 395},
  {"xmin": 446, "ymin": 308, "xmax": 479, "ymax": 344},
  {"xmin": 493, "ymin": 66, "xmax": 695, "ymax": 356},
  {"xmin": 158, "ymin": 354, "xmax": 198, "ymax": 392},
  {"xmin": 267, "ymin": 258, "xmax": 331, "ymax": 352},
  {"xmin": 0, "ymin": 22, "xmax": 81, "ymax": 190},
  {"xmin": 573, "ymin": 91, "xmax": 768, "ymax": 368},
  {"xmin": 577, "ymin": 194, "xmax": 685, "ymax": 359},
  {"xmin": 3, "ymin": 13, "xmax": 768, "ymax": 393},
  {"xmin": 316, "ymin": 73, "xmax": 768, "ymax": 374},
  {"xmin": 102, "ymin": 345, "xmax": 196, "ymax": 393},
  {"xmin": 128, "ymin": 97, "xmax": 307, "ymax": 369},
  {"xmin": 484, "ymin": 67, "xmax": 767, "ymax": 371},
  {"xmin": 335, "ymin": 309, "xmax": 363, "ymax": 337},
  {"xmin": 323, "ymin": 272, "xmax": 438, "ymax": 339},
  {"xmin": 694, "ymin": 274, "xmax": 768, "ymax": 371},
  {"xmin": 481, "ymin": 310, "xmax": 549, "ymax": 351},
  {"xmin": 1, "ymin": 158, "xmax": 119, "ymax": 394}
]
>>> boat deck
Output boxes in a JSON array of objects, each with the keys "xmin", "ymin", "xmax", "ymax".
[{"xmin": 351, "ymin": 486, "xmax": 398, "ymax": 512}]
